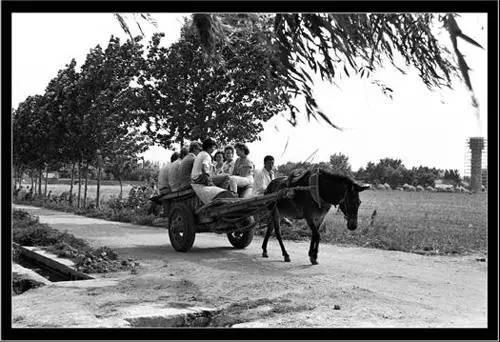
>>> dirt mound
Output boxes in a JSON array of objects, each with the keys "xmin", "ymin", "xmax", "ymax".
[{"xmin": 13, "ymin": 272, "xmax": 45, "ymax": 295}]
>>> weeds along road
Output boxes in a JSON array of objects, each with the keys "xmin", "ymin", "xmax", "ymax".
[{"xmin": 12, "ymin": 204, "xmax": 487, "ymax": 328}]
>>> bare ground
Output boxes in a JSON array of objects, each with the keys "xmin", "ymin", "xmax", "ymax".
[{"xmin": 11, "ymin": 205, "xmax": 487, "ymax": 328}]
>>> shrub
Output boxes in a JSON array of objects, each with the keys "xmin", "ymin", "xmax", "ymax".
[
  {"xmin": 132, "ymin": 214, "xmax": 156, "ymax": 226},
  {"xmin": 110, "ymin": 210, "xmax": 134, "ymax": 223}
]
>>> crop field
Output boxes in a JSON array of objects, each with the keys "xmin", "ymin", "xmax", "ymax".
[{"xmin": 268, "ymin": 190, "xmax": 488, "ymax": 255}]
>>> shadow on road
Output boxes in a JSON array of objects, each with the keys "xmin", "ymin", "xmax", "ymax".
[{"xmin": 112, "ymin": 243, "xmax": 312, "ymax": 276}]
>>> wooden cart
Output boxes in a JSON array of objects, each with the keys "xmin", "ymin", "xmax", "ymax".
[{"xmin": 149, "ymin": 185, "xmax": 310, "ymax": 252}]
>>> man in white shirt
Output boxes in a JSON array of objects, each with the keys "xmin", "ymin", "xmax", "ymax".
[
  {"xmin": 191, "ymin": 138, "xmax": 218, "ymax": 185},
  {"xmin": 253, "ymin": 155, "xmax": 275, "ymax": 196}
]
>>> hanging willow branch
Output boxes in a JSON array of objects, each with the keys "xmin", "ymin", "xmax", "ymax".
[{"xmin": 115, "ymin": 12, "xmax": 484, "ymax": 129}]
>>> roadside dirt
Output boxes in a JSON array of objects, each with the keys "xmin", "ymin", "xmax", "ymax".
[{"xmin": 11, "ymin": 205, "xmax": 487, "ymax": 328}]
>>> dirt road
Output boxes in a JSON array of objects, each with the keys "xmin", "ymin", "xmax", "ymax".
[{"xmin": 12, "ymin": 205, "xmax": 487, "ymax": 328}]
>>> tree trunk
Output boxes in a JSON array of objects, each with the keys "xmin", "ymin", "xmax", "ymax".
[
  {"xmin": 44, "ymin": 167, "xmax": 48, "ymax": 197},
  {"xmin": 118, "ymin": 177, "xmax": 123, "ymax": 199},
  {"xmin": 34, "ymin": 172, "xmax": 38, "ymax": 195},
  {"xmin": 77, "ymin": 161, "xmax": 82, "ymax": 208},
  {"xmin": 96, "ymin": 163, "xmax": 101, "ymax": 209},
  {"xmin": 38, "ymin": 169, "xmax": 42, "ymax": 196},
  {"xmin": 30, "ymin": 171, "xmax": 34, "ymax": 192},
  {"xmin": 83, "ymin": 162, "xmax": 89, "ymax": 207},
  {"xmin": 13, "ymin": 168, "xmax": 17, "ymax": 190},
  {"xmin": 17, "ymin": 167, "xmax": 21, "ymax": 189},
  {"xmin": 69, "ymin": 163, "xmax": 76, "ymax": 206}
]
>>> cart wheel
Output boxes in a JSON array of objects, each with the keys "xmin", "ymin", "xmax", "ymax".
[
  {"xmin": 168, "ymin": 204, "xmax": 196, "ymax": 252},
  {"xmin": 227, "ymin": 227, "xmax": 254, "ymax": 249}
]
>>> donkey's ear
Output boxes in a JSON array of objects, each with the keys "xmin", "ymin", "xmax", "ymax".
[{"xmin": 354, "ymin": 183, "xmax": 370, "ymax": 192}]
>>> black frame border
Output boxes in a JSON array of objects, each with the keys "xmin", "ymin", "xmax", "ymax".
[{"xmin": 1, "ymin": 1, "xmax": 498, "ymax": 340}]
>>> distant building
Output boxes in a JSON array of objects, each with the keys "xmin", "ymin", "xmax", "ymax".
[
  {"xmin": 46, "ymin": 171, "xmax": 59, "ymax": 179},
  {"xmin": 434, "ymin": 180, "xmax": 454, "ymax": 192}
]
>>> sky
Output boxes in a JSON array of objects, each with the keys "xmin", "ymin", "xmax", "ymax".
[{"xmin": 12, "ymin": 13, "xmax": 488, "ymax": 173}]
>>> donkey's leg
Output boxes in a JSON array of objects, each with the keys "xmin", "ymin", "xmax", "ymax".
[
  {"xmin": 261, "ymin": 212, "xmax": 275, "ymax": 258},
  {"xmin": 270, "ymin": 208, "xmax": 290, "ymax": 262},
  {"xmin": 305, "ymin": 214, "xmax": 326, "ymax": 265},
  {"xmin": 305, "ymin": 216, "xmax": 317, "ymax": 264},
  {"xmin": 310, "ymin": 212, "xmax": 328, "ymax": 264},
  {"xmin": 309, "ymin": 226, "xmax": 320, "ymax": 265}
]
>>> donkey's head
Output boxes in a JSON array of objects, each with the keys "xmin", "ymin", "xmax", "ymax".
[
  {"xmin": 317, "ymin": 170, "xmax": 370, "ymax": 231},
  {"xmin": 337, "ymin": 182, "xmax": 370, "ymax": 231}
]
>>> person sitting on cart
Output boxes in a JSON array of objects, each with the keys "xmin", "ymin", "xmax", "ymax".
[
  {"xmin": 191, "ymin": 138, "xmax": 218, "ymax": 186},
  {"xmin": 253, "ymin": 155, "xmax": 275, "ymax": 196},
  {"xmin": 228, "ymin": 142, "xmax": 255, "ymax": 198},
  {"xmin": 177, "ymin": 141, "xmax": 202, "ymax": 190},
  {"xmin": 222, "ymin": 145, "xmax": 236, "ymax": 174},
  {"xmin": 158, "ymin": 152, "xmax": 179, "ymax": 195},
  {"xmin": 168, "ymin": 147, "xmax": 189, "ymax": 192},
  {"xmin": 213, "ymin": 151, "xmax": 225, "ymax": 175},
  {"xmin": 211, "ymin": 150, "xmax": 231, "ymax": 189}
]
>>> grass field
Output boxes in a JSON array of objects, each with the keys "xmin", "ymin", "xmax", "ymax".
[
  {"xmin": 265, "ymin": 190, "xmax": 488, "ymax": 255},
  {"xmin": 19, "ymin": 182, "xmax": 137, "ymax": 202}
]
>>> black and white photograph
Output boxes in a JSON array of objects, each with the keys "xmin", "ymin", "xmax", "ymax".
[{"xmin": 2, "ymin": 1, "xmax": 497, "ymax": 339}]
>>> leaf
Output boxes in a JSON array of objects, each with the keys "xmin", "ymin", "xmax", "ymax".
[
  {"xmin": 114, "ymin": 14, "xmax": 134, "ymax": 42},
  {"xmin": 457, "ymin": 32, "xmax": 484, "ymax": 49}
]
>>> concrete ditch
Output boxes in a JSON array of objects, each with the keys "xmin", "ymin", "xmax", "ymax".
[{"xmin": 14, "ymin": 243, "xmax": 93, "ymax": 282}]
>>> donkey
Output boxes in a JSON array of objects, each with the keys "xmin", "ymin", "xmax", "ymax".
[{"xmin": 263, "ymin": 168, "xmax": 369, "ymax": 265}]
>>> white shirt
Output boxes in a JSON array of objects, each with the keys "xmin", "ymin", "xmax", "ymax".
[
  {"xmin": 253, "ymin": 167, "xmax": 274, "ymax": 195},
  {"xmin": 191, "ymin": 151, "xmax": 213, "ymax": 180},
  {"xmin": 223, "ymin": 160, "xmax": 235, "ymax": 174}
]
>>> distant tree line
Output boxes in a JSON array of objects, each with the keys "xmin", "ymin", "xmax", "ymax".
[{"xmin": 276, "ymin": 153, "xmax": 463, "ymax": 188}]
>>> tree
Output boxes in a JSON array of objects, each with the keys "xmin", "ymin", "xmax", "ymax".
[
  {"xmin": 103, "ymin": 131, "xmax": 149, "ymax": 198},
  {"xmin": 12, "ymin": 95, "xmax": 53, "ymax": 196},
  {"xmin": 42, "ymin": 59, "xmax": 82, "ymax": 202},
  {"xmin": 384, "ymin": 167, "xmax": 402, "ymax": 188},
  {"xmin": 276, "ymin": 161, "xmax": 312, "ymax": 177},
  {"xmin": 328, "ymin": 153, "xmax": 352, "ymax": 175},
  {"xmin": 412, "ymin": 166, "xmax": 439, "ymax": 187},
  {"xmin": 132, "ymin": 20, "xmax": 288, "ymax": 147},
  {"xmin": 76, "ymin": 36, "xmax": 145, "ymax": 207},
  {"xmin": 444, "ymin": 169, "xmax": 461, "ymax": 186}
]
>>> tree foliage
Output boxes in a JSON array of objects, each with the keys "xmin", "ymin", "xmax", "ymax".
[
  {"xmin": 133, "ymin": 19, "xmax": 288, "ymax": 147},
  {"xmin": 443, "ymin": 169, "xmax": 461, "ymax": 186},
  {"xmin": 328, "ymin": 153, "xmax": 352, "ymax": 175}
]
